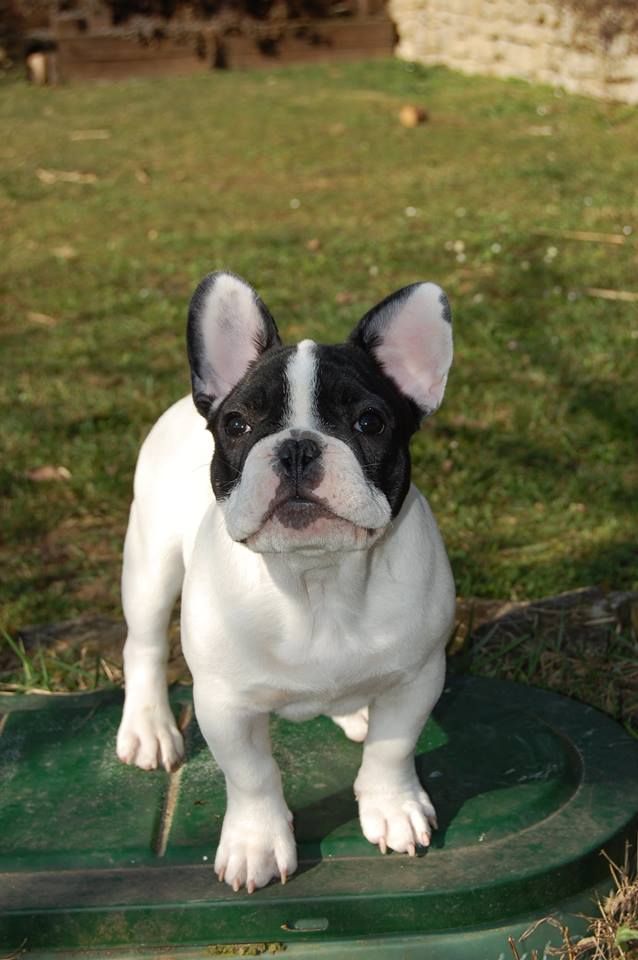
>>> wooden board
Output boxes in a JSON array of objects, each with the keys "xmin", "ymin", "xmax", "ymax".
[{"xmin": 54, "ymin": 18, "xmax": 395, "ymax": 81}]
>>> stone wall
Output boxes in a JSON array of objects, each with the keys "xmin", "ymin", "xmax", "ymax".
[{"xmin": 389, "ymin": 0, "xmax": 638, "ymax": 103}]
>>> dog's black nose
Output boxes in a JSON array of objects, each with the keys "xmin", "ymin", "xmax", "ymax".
[{"xmin": 276, "ymin": 437, "xmax": 321, "ymax": 483}]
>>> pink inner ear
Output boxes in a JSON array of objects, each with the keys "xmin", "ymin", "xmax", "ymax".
[
  {"xmin": 200, "ymin": 276, "xmax": 265, "ymax": 404},
  {"xmin": 204, "ymin": 327, "xmax": 260, "ymax": 404},
  {"xmin": 374, "ymin": 284, "xmax": 453, "ymax": 413}
]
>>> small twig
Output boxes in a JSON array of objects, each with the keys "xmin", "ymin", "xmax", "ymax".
[
  {"xmin": 533, "ymin": 228, "xmax": 628, "ymax": 245},
  {"xmin": 584, "ymin": 287, "xmax": 638, "ymax": 303}
]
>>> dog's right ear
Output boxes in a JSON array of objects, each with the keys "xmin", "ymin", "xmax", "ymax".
[{"xmin": 187, "ymin": 271, "xmax": 282, "ymax": 418}]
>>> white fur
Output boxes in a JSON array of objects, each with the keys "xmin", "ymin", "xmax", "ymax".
[
  {"xmin": 117, "ymin": 396, "xmax": 455, "ymax": 892},
  {"xmin": 284, "ymin": 340, "xmax": 318, "ymax": 429}
]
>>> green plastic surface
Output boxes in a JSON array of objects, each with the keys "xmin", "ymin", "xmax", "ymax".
[{"xmin": 1, "ymin": 675, "xmax": 637, "ymax": 956}]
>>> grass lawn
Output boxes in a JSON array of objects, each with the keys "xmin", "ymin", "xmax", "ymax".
[{"xmin": 1, "ymin": 60, "xmax": 637, "ymax": 702}]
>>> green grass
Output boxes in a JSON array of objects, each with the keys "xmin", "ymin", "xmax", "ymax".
[{"xmin": 1, "ymin": 60, "xmax": 637, "ymax": 641}]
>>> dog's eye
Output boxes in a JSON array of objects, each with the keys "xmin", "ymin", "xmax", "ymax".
[
  {"xmin": 354, "ymin": 409, "xmax": 385, "ymax": 436},
  {"xmin": 224, "ymin": 413, "xmax": 251, "ymax": 438}
]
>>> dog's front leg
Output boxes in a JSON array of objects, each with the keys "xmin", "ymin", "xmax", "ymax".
[
  {"xmin": 194, "ymin": 690, "xmax": 297, "ymax": 893},
  {"xmin": 354, "ymin": 651, "xmax": 446, "ymax": 855},
  {"xmin": 116, "ymin": 503, "xmax": 185, "ymax": 772}
]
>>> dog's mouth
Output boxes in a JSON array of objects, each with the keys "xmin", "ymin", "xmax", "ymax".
[
  {"xmin": 263, "ymin": 493, "xmax": 337, "ymax": 531},
  {"xmin": 239, "ymin": 489, "xmax": 386, "ymax": 554}
]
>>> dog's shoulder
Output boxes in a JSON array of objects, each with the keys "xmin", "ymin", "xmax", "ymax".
[
  {"xmin": 132, "ymin": 396, "xmax": 214, "ymax": 551},
  {"xmin": 133, "ymin": 396, "xmax": 211, "ymax": 484}
]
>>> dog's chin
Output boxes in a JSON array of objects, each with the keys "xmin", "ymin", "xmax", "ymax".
[{"xmin": 243, "ymin": 501, "xmax": 384, "ymax": 554}]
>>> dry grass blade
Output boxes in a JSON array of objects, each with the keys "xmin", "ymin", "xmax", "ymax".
[
  {"xmin": 0, "ymin": 940, "xmax": 27, "ymax": 960},
  {"xmin": 458, "ymin": 588, "xmax": 638, "ymax": 732},
  {"xmin": 518, "ymin": 844, "xmax": 638, "ymax": 959},
  {"xmin": 508, "ymin": 935, "xmax": 523, "ymax": 959}
]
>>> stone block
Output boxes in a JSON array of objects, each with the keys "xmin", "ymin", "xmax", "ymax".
[
  {"xmin": 606, "ymin": 53, "xmax": 638, "ymax": 82},
  {"xmin": 606, "ymin": 32, "xmax": 631, "ymax": 60},
  {"xmin": 388, "ymin": 0, "xmax": 638, "ymax": 104}
]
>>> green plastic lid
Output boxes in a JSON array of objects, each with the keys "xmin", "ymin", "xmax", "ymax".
[{"xmin": 1, "ymin": 675, "xmax": 637, "ymax": 956}]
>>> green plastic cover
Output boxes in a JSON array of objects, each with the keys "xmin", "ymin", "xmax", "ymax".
[{"xmin": 1, "ymin": 675, "xmax": 637, "ymax": 955}]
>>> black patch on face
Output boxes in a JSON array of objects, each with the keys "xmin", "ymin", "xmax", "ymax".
[
  {"xmin": 207, "ymin": 339, "xmax": 419, "ymax": 522},
  {"xmin": 208, "ymin": 346, "xmax": 294, "ymax": 500},
  {"xmin": 314, "ymin": 343, "xmax": 420, "ymax": 518}
]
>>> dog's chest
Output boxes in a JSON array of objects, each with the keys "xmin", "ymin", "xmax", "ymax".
[
  {"xmin": 248, "ymin": 566, "xmax": 416, "ymax": 710},
  {"xmin": 183, "ymin": 532, "xmax": 421, "ymax": 715}
]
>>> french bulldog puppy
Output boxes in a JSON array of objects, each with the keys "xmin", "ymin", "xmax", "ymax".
[{"xmin": 116, "ymin": 271, "xmax": 455, "ymax": 894}]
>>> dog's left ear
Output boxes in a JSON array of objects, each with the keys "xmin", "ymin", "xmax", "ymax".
[
  {"xmin": 350, "ymin": 282, "xmax": 453, "ymax": 417},
  {"xmin": 187, "ymin": 271, "xmax": 282, "ymax": 418}
]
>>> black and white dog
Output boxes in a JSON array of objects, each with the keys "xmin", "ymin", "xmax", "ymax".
[{"xmin": 117, "ymin": 271, "xmax": 455, "ymax": 893}]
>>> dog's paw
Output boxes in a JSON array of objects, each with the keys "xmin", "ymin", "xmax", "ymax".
[
  {"xmin": 116, "ymin": 706, "xmax": 185, "ymax": 773},
  {"xmin": 357, "ymin": 785, "xmax": 437, "ymax": 855},
  {"xmin": 215, "ymin": 804, "xmax": 297, "ymax": 893},
  {"xmin": 331, "ymin": 707, "xmax": 369, "ymax": 743}
]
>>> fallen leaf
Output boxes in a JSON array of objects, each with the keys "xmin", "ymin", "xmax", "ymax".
[
  {"xmin": 26, "ymin": 465, "xmax": 72, "ymax": 482},
  {"xmin": 26, "ymin": 311, "xmax": 57, "ymax": 327},
  {"xmin": 51, "ymin": 244, "xmax": 78, "ymax": 260},
  {"xmin": 527, "ymin": 125, "xmax": 554, "ymax": 136},
  {"xmin": 69, "ymin": 129, "xmax": 111, "ymax": 141},
  {"xmin": 37, "ymin": 168, "xmax": 98, "ymax": 185},
  {"xmin": 335, "ymin": 291, "xmax": 355, "ymax": 305},
  {"xmin": 305, "ymin": 238, "xmax": 321, "ymax": 252},
  {"xmin": 135, "ymin": 168, "xmax": 151, "ymax": 185},
  {"xmin": 399, "ymin": 104, "xmax": 428, "ymax": 128}
]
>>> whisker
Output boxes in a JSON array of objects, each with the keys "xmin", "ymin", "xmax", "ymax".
[
  {"xmin": 211, "ymin": 454, "xmax": 242, "ymax": 479},
  {"xmin": 191, "ymin": 460, "xmax": 212, "ymax": 474}
]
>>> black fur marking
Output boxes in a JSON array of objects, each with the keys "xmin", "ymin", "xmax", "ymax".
[
  {"xmin": 439, "ymin": 290, "xmax": 452, "ymax": 325},
  {"xmin": 209, "ymin": 346, "xmax": 293, "ymax": 500},
  {"xmin": 314, "ymin": 343, "xmax": 418, "ymax": 518},
  {"xmin": 210, "ymin": 339, "xmax": 420, "ymax": 519}
]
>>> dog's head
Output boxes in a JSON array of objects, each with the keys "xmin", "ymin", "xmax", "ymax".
[{"xmin": 187, "ymin": 272, "xmax": 452, "ymax": 554}]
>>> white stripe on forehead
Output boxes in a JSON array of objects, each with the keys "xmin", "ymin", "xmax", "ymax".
[{"xmin": 285, "ymin": 339, "xmax": 318, "ymax": 429}]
